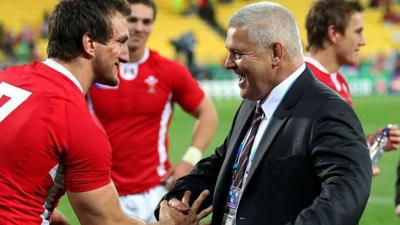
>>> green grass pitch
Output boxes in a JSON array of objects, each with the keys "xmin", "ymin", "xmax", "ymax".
[{"xmin": 58, "ymin": 95, "xmax": 400, "ymax": 224}]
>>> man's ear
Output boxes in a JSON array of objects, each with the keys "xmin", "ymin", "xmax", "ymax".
[
  {"xmin": 82, "ymin": 32, "xmax": 96, "ymax": 57},
  {"xmin": 271, "ymin": 42, "xmax": 282, "ymax": 67},
  {"xmin": 327, "ymin": 25, "xmax": 339, "ymax": 44}
]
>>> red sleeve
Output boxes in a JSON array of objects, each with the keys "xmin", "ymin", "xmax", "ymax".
[
  {"xmin": 169, "ymin": 62, "xmax": 205, "ymax": 113},
  {"xmin": 63, "ymin": 103, "xmax": 112, "ymax": 192}
]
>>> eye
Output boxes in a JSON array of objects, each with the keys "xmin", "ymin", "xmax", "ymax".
[
  {"xmin": 116, "ymin": 37, "xmax": 128, "ymax": 46},
  {"xmin": 142, "ymin": 19, "xmax": 153, "ymax": 25},
  {"xmin": 127, "ymin": 17, "xmax": 138, "ymax": 23},
  {"xmin": 233, "ymin": 52, "xmax": 242, "ymax": 60}
]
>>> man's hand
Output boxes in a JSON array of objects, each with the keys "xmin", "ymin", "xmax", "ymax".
[
  {"xmin": 173, "ymin": 161, "xmax": 193, "ymax": 181},
  {"xmin": 161, "ymin": 161, "xmax": 194, "ymax": 191},
  {"xmin": 368, "ymin": 124, "xmax": 400, "ymax": 152},
  {"xmin": 50, "ymin": 209, "xmax": 71, "ymax": 225},
  {"xmin": 385, "ymin": 124, "xmax": 400, "ymax": 151},
  {"xmin": 396, "ymin": 204, "xmax": 400, "ymax": 217},
  {"xmin": 372, "ymin": 165, "xmax": 380, "ymax": 176},
  {"xmin": 161, "ymin": 168, "xmax": 176, "ymax": 191},
  {"xmin": 159, "ymin": 190, "xmax": 213, "ymax": 225}
]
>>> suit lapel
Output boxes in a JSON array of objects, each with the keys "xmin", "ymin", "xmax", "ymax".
[
  {"xmin": 243, "ymin": 68, "xmax": 315, "ymax": 191},
  {"xmin": 225, "ymin": 101, "xmax": 256, "ymax": 164},
  {"xmin": 244, "ymin": 107, "xmax": 290, "ymax": 188},
  {"xmin": 213, "ymin": 101, "xmax": 255, "ymax": 207}
]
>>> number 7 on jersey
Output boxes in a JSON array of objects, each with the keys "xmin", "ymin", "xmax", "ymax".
[{"xmin": 0, "ymin": 82, "xmax": 32, "ymax": 122}]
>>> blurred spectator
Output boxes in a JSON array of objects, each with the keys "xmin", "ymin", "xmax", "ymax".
[
  {"xmin": 15, "ymin": 26, "xmax": 39, "ymax": 64},
  {"xmin": 2, "ymin": 30, "xmax": 16, "ymax": 60},
  {"xmin": 383, "ymin": 0, "xmax": 400, "ymax": 23},
  {"xmin": 39, "ymin": 11, "xmax": 49, "ymax": 39},
  {"xmin": 0, "ymin": 24, "xmax": 4, "ymax": 50},
  {"xmin": 369, "ymin": 0, "xmax": 385, "ymax": 7},
  {"xmin": 198, "ymin": 0, "xmax": 225, "ymax": 36},
  {"xmin": 171, "ymin": 31, "xmax": 196, "ymax": 69},
  {"xmin": 391, "ymin": 52, "xmax": 400, "ymax": 92},
  {"xmin": 218, "ymin": 0, "xmax": 233, "ymax": 3},
  {"xmin": 371, "ymin": 52, "xmax": 387, "ymax": 75},
  {"xmin": 170, "ymin": 31, "xmax": 210, "ymax": 79}
]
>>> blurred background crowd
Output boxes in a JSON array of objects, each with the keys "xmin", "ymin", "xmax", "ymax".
[{"xmin": 1, "ymin": 0, "xmax": 400, "ymax": 97}]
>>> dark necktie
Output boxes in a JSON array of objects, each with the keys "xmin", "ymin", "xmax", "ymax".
[{"xmin": 232, "ymin": 102, "xmax": 264, "ymax": 188}]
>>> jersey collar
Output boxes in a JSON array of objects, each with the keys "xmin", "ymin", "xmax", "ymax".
[
  {"xmin": 304, "ymin": 56, "xmax": 333, "ymax": 75},
  {"xmin": 43, "ymin": 59, "xmax": 84, "ymax": 93},
  {"xmin": 132, "ymin": 47, "xmax": 149, "ymax": 64}
]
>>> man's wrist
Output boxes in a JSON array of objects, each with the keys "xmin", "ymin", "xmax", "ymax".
[{"xmin": 182, "ymin": 146, "xmax": 203, "ymax": 166}]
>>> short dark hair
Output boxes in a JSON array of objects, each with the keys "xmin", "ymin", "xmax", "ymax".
[
  {"xmin": 47, "ymin": 0, "xmax": 131, "ymax": 61},
  {"xmin": 305, "ymin": 0, "xmax": 364, "ymax": 51},
  {"xmin": 127, "ymin": 0, "xmax": 157, "ymax": 20}
]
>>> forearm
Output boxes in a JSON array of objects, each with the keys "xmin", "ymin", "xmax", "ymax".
[
  {"xmin": 50, "ymin": 209, "xmax": 70, "ymax": 225},
  {"xmin": 190, "ymin": 97, "xmax": 218, "ymax": 151},
  {"xmin": 68, "ymin": 183, "xmax": 145, "ymax": 225},
  {"xmin": 169, "ymin": 153, "xmax": 222, "ymax": 201}
]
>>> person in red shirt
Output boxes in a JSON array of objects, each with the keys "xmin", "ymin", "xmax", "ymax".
[
  {"xmin": 89, "ymin": 0, "xmax": 218, "ymax": 222},
  {"xmin": 305, "ymin": 0, "xmax": 400, "ymax": 175},
  {"xmin": 0, "ymin": 0, "xmax": 210, "ymax": 225}
]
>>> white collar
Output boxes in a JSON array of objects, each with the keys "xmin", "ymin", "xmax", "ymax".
[
  {"xmin": 304, "ymin": 56, "xmax": 333, "ymax": 75},
  {"xmin": 132, "ymin": 47, "xmax": 150, "ymax": 64},
  {"xmin": 260, "ymin": 63, "xmax": 306, "ymax": 117},
  {"xmin": 43, "ymin": 59, "xmax": 84, "ymax": 93}
]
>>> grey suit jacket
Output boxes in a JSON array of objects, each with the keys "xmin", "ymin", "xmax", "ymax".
[{"xmin": 157, "ymin": 67, "xmax": 372, "ymax": 225}]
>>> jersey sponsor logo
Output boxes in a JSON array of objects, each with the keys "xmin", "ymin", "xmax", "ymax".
[{"xmin": 145, "ymin": 75, "xmax": 158, "ymax": 94}]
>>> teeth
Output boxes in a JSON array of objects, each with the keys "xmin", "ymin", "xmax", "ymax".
[{"xmin": 239, "ymin": 75, "xmax": 245, "ymax": 81}]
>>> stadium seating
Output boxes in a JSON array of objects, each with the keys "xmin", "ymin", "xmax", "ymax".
[
  {"xmin": 215, "ymin": 0, "xmax": 399, "ymax": 58},
  {"xmin": 147, "ymin": 9, "xmax": 226, "ymax": 65},
  {"xmin": 0, "ymin": 0, "xmax": 57, "ymax": 33},
  {"xmin": 0, "ymin": 0, "xmax": 399, "ymax": 64}
]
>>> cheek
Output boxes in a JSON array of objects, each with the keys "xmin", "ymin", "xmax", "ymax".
[
  {"xmin": 144, "ymin": 26, "xmax": 152, "ymax": 36},
  {"xmin": 128, "ymin": 24, "xmax": 138, "ymax": 32},
  {"xmin": 110, "ymin": 47, "xmax": 120, "ymax": 58}
]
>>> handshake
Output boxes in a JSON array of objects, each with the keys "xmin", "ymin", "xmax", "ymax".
[{"xmin": 158, "ymin": 190, "xmax": 213, "ymax": 225}]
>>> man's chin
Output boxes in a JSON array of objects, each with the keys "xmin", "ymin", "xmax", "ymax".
[
  {"xmin": 96, "ymin": 77, "xmax": 119, "ymax": 87},
  {"xmin": 240, "ymin": 91, "xmax": 266, "ymax": 101}
]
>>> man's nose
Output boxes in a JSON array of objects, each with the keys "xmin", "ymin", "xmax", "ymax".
[
  {"xmin": 120, "ymin": 43, "xmax": 129, "ymax": 63},
  {"xmin": 224, "ymin": 54, "xmax": 235, "ymax": 69}
]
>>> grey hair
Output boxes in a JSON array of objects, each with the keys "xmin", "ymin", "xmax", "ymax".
[{"xmin": 228, "ymin": 1, "xmax": 303, "ymax": 58}]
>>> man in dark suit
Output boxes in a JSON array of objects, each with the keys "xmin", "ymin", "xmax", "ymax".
[{"xmin": 156, "ymin": 2, "xmax": 372, "ymax": 225}]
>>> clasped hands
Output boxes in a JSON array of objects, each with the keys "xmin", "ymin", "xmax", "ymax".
[{"xmin": 159, "ymin": 190, "xmax": 213, "ymax": 225}]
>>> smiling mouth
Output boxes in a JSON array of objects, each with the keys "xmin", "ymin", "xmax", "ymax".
[
  {"xmin": 130, "ymin": 35, "xmax": 144, "ymax": 40},
  {"xmin": 239, "ymin": 74, "xmax": 246, "ymax": 82}
]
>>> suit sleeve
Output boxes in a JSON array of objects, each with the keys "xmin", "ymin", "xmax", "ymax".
[
  {"xmin": 154, "ymin": 101, "xmax": 244, "ymax": 219},
  {"xmin": 292, "ymin": 99, "xmax": 372, "ymax": 225}
]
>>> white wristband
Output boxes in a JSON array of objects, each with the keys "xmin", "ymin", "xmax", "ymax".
[{"xmin": 182, "ymin": 146, "xmax": 203, "ymax": 166}]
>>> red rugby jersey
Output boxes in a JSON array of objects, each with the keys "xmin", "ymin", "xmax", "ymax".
[
  {"xmin": 306, "ymin": 56, "xmax": 353, "ymax": 106},
  {"xmin": 89, "ymin": 49, "xmax": 204, "ymax": 195},
  {"xmin": 0, "ymin": 60, "xmax": 112, "ymax": 224}
]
